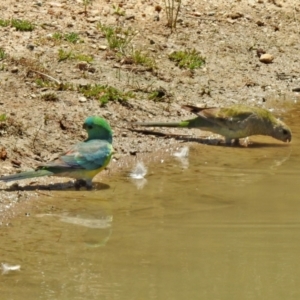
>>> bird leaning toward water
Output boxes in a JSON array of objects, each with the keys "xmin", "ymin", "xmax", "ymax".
[
  {"xmin": 135, "ymin": 104, "xmax": 292, "ymax": 145},
  {"xmin": 0, "ymin": 116, "xmax": 113, "ymax": 189}
]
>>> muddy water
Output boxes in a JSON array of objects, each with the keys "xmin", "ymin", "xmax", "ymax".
[{"xmin": 1, "ymin": 112, "xmax": 300, "ymax": 299}]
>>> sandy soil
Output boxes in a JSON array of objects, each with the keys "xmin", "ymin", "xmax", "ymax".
[{"xmin": 0, "ymin": 0, "xmax": 300, "ymax": 221}]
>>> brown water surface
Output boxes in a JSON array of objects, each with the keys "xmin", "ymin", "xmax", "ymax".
[{"xmin": 1, "ymin": 109, "xmax": 300, "ymax": 299}]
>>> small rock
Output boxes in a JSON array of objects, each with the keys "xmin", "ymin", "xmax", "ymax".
[
  {"xmin": 77, "ymin": 61, "xmax": 89, "ymax": 71},
  {"xmin": 0, "ymin": 147, "xmax": 7, "ymax": 160},
  {"xmin": 125, "ymin": 15, "xmax": 135, "ymax": 20},
  {"xmin": 11, "ymin": 67, "xmax": 18, "ymax": 73},
  {"xmin": 79, "ymin": 96, "xmax": 87, "ymax": 103},
  {"xmin": 27, "ymin": 44, "xmax": 35, "ymax": 51},
  {"xmin": 86, "ymin": 16, "xmax": 101, "ymax": 23},
  {"xmin": 193, "ymin": 11, "xmax": 202, "ymax": 17},
  {"xmin": 49, "ymin": 2, "xmax": 64, "ymax": 7},
  {"xmin": 153, "ymin": 15, "xmax": 159, "ymax": 21},
  {"xmin": 88, "ymin": 67, "xmax": 96, "ymax": 73},
  {"xmin": 256, "ymin": 20, "xmax": 265, "ymax": 26},
  {"xmin": 256, "ymin": 48, "xmax": 266, "ymax": 57},
  {"xmin": 11, "ymin": 159, "xmax": 21, "ymax": 167},
  {"xmin": 229, "ymin": 12, "xmax": 243, "ymax": 19},
  {"xmin": 99, "ymin": 45, "xmax": 107, "ymax": 50},
  {"xmin": 259, "ymin": 53, "xmax": 274, "ymax": 64}
]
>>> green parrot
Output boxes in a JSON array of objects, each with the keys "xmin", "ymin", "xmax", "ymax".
[
  {"xmin": 0, "ymin": 116, "xmax": 113, "ymax": 189},
  {"xmin": 136, "ymin": 104, "xmax": 292, "ymax": 145}
]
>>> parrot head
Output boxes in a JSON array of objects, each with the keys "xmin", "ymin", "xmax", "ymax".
[
  {"xmin": 272, "ymin": 121, "xmax": 292, "ymax": 143},
  {"xmin": 83, "ymin": 116, "xmax": 113, "ymax": 143}
]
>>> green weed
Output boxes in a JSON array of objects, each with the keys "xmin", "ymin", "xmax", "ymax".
[
  {"xmin": 52, "ymin": 32, "xmax": 63, "ymax": 41},
  {"xmin": 0, "ymin": 114, "xmax": 7, "ymax": 121},
  {"xmin": 130, "ymin": 49, "xmax": 156, "ymax": 70},
  {"xmin": 0, "ymin": 48, "xmax": 6, "ymax": 61},
  {"xmin": 113, "ymin": 4, "xmax": 125, "ymax": 16},
  {"xmin": 53, "ymin": 32, "xmax": 81, "ymax": 44},
  {"xmin": 98, "ymin": 23, "xmax": 134, "ymax": 54},
  {"xmin": 11, "ymin": 19, "xmax": 35, "ymax": 31},
  {"xmin": 169, "ymin": 49, "xmax": 205, "ymax": 69},
  {"xmin": 58, "ymin": 49, "xmax": 73, "ymax": 62},
  {"xmin": 64, "ymin": 32, "xmax": 80, "ymax": 43},
  {"xmin": 75, "ymin": 53, "xmax": 93, "ymax": 63},
  {"xmin": 0, "ymin": 19, "xmax": 9, "ymax": 27},
  {"xmin": 78, "ymin": 84, "xmax": 134, "ymax": 105},
  {"xmin": 58, "ymin": 49, "xmax": 93, "ymax": 62}
]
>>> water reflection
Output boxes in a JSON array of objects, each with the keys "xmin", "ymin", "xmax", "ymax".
[{"xmin": 1, "ymin": 111, "xmax": 300, "ymax": 299}]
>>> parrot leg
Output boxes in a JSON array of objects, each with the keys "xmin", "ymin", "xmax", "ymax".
[
  {"xmin": 224, "ymin": 138, "xmax": 240, "ymax": 146},
  {"xmin": 74, "ymin": 179, "xmax": 93, "ymax": 190}
]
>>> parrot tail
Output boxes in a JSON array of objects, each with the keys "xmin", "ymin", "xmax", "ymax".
[
  {"xmin": 135, "ymin": 121, "xmax": 190, "ymax": 128},
  {"xmin": 0, "ymin": 170, "xmax": 53, "ymax": 182}
]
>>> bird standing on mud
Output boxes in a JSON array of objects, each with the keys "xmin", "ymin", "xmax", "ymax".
[
  {"xmin": 135, "ymin": 105, "xmax": 292, "ymax": 145},
  {"xmin": 0, "ymin": 116, "xmax": 113, "ymax": 189}
]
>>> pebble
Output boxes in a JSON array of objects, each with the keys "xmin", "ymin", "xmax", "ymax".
[
  {"xmin": 259, "ymin": 53, "xmax": 274, "ymax": 64},
  {"xmin": 79, "ymin": 96, "xmax": 87, "ymax": 102}
]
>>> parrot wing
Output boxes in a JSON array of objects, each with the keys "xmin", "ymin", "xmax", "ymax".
[
  {"xmin": 183, "ymin": 105, "xmax": 257, "ymax": 131},
  {"xmin": 39, "ymin": 140, "xmax": 112, "ymax": 172}
]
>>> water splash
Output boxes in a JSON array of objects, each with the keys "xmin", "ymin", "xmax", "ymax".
[
  {"xmin": 1, "ymin": 263, "xmax": 21, "ymax": 275},
  {"xmin": 173, "ymin": 146, "xmax": 189, "ymax": 158},
  {"xmin": 174, "ymin": 146, "xmax": 189, "ymax": 169},
  {"xmin": 130, "ymin": 162, "xmax": 148, "ymax": 190},
  {"xmin": 36, "ymin": 214, "xmax": 113, "ymax": 229},
  {"xmin": 130, "ymin": 162, "xmax": 147, "ymax": 179}
]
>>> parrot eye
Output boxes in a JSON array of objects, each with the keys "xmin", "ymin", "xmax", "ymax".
[
  {"xmin": 282, "ymin": 129, "xmax": 289, "ymax": 135},
  {"xmin": 87, "ymin": 125, "xmax": 93, "ymax": 129}
]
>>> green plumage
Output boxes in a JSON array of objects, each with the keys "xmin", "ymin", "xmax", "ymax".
[
  {"xmin": 0, "ymin": 116, "xmax": 113, "ymax": 189},
  {"xmin": 136, "ymin": 105, "xmax": 292, "ymax": 144}
]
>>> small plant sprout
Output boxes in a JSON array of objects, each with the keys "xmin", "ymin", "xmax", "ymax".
[
  {"xmin": 169, "ymin": 49, "xmax": 205, "ymax": 70},
  {"xmin": 98, "ymin": 23, "xmax": 135, "ymax": 54},
  {"xmin": 83, "ymin": 0, "xmax": 93, "ymax": 16},
  {"xmin": 58, "ymin": 49, "xmax": 73, "ymax": 62},
  {"xmin": 164, "ymin": 0, "xmax": 182, "ymax": 31},
  {"xmin": 0, "ymin": 48, "xmax": 6, "ymax": 61},
  {"xmin": 130, "ymin": 49, "xmax": 157, "ymax": 70},
  {"xmin": 64, "ymin": 32, "xmax": 80, "ymax": 44},
  {"xmin": 52, "ymin": 32, "xmax": 63, "ymax": 41},
  {"xmin": 113, "ymin": 4, "xmax": 125, "ymax": 16},
  {"xmin": 0, "ymin": 114, "xmax": 7, "ymax": 121}
]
